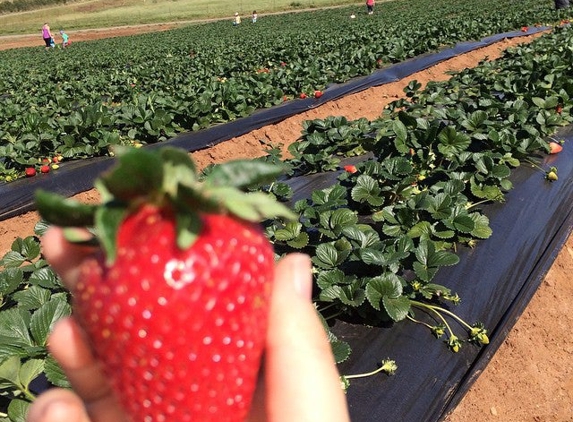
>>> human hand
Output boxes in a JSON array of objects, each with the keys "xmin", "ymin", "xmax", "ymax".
[{"xmin": 27, "ymin": 227, "xmax": 350, "ymax": 422}]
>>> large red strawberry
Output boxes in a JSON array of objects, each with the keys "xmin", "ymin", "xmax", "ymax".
[{"xmin": 35, "ymin": 147, "xmax": 294, "ymax": 422}]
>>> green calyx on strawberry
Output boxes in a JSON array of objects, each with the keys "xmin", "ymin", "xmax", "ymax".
[
  {"xmin": 36, "ymin": 146, "xmax": 294, "ymax": 262},
  {"xmin": 35, "ymin": 146, "xmax": 295, "ymax": 422}
]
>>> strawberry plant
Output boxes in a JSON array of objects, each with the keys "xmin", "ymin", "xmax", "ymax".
[
  {"xmin": 0, "ymin": 223, "xmax": 71, "ymax": 421},
  {"xmin": 267, "ymin": 23, "xmax": 573, "ymax": 363}
]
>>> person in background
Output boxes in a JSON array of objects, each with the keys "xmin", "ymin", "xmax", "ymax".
[
  {"xmin": 233, "ymin": 12, "xmax": 241, "ymax": 26},
  {"xmin": 252, "ymin": 10, "xmax": 258, "ymax": 23},
  {"xmin": 366, "ymin": 0, "xmax": 375, "ymax": 15},
  {"xmin": 59, "ymin": 29, "xmax": 69, "ymax": 48},
  {"xmin": 42, "ymin": 23, "xmax": 55, "ymax": 50}
]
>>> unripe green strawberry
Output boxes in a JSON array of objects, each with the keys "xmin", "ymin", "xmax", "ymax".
[{"xmin": 36, "ymin": 147, "xmax": 295, "ymax": 422}]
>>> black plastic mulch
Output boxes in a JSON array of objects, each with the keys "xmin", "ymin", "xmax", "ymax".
[{"xmin": 333, "ymin": 125, "xmax": 573, "ymax": 421}]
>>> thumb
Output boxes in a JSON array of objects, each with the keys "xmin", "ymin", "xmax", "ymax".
[{"xmin": 264, "ymin": 254, "xmax": 350, "ymax": 422}]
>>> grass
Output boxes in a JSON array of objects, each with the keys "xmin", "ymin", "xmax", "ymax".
[{"xmin": 0, "ymin": 0, "xmax": 362, "ymax": 35}]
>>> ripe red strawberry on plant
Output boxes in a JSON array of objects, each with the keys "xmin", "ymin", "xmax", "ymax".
[
  {"xmin": 549, "ymin": 141, "xmax": 563, "ymax": 154},
  {"xmin": 35, "ymin": 147, "xmax": 294, "ymax": 422}
]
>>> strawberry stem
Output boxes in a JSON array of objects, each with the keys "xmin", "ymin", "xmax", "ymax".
[{"xmin": 342, "ymin": 359, "xmax": 398, "ymax": 380}]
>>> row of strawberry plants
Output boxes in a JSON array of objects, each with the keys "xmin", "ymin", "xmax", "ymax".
[
  {"xmin": 1, "ymin": 0, "xmax": 571, "ymax": 181},
  {"xmin": 267, "ymin": 23, "xmax": 572, "ymax": 361},
  {"xmin": 1, "ymin": 24, "xmax": 572, "ymax": 420}
]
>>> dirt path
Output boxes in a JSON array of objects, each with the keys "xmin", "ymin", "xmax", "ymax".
[
  {"xmin": 0, "ymin": 24, "xmax": 184, "ymax": 51},
  {"xmin": 1, "ymin": 29, "xmax": 571, "ymax": 422}
]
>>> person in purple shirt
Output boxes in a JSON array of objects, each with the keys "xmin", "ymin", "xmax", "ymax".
[{"xmin": 42, "ymin": 23, "xmax": 55, "ymax": 50}]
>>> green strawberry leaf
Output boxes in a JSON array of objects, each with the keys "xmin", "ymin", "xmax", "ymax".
[
  {"xmin": 34, "ymin": 190, "xmax": 96, "ymax": 227},
  {"xmin": 33, "ymin": 221, "xmax": 51, "ymax": 237},
  {"xmin": 100, "ymin": 147, "xmax": 164, "ymax": 201},
  {"xmin": 365, "ymin": 274, "xmax": 403, "ymax": 311},
  {"xmin": 0, "ymin": 268, "xmax": 23, "ymax": 297},
  {"xmin": 426, "ymin": 193, "xmax": 453, "ymax": 220},
  {"xmin": 437, "ymin": 127, "xmax": 471, "ymax": 156},
  {"xmin": 286, "ymin": 232, "xmax": 309, "ymax": 249},
  {"xmin": 28, "ymin": 267, "xmax": 64, "ymax": 290},
  {"xmin": 392, "ymin": 119, "xmax": 409, "ymax": 154},
  {"xmin": 0, "ymin": 357, "xmax": 20, "ymax": 387},
  {"xmin": 12, "ymin": 286, "xmax": 51, "ymax": 311},
  {"xmin": 270, "ymin": 182, "xmax": 293, "ymax": 200},
  {"xmin": 205, "ymin": 160, "xmax": 285, "ymax": 189},
  {"xmin": 30, "ymin": 297, "xmax": 72, "ymax": 346},
  {"xmin": 412, "ymin": 240, "xmax": 459, "ymax": 282},
  {"xmin": 44, "ymin": 355, "xmax": 70, "ymax": 388},
  {"xmin": 317, "ymin": 312, "xmax": 351, "ymax": 364},
  {"xmin": 160, "ymin": 147, "xmax": 198, "ymax": 196},
  {"xmin": 449, "ymin": 214, "xmax": 475, "ymax": 234},
  {"xmin": 351, "ymin": 175, "xmax": 385, "ymax": 207},
  {"xmin": 95, "ymin": 205, "xmax": 127, "ymax": 264},
  {"xmin": 490, "ymin": 164, "xmax": 511, "ymax": 179},
  {"xmin": 312, "ymin": 242, "xmax": 348, "ymax": 270},
  {"xmin": 312, "ymin": 244, "xmax": 339, "ymax": 269},
  {"xmin": 316, "ymin": 269, "xmax": 351, "ymax": 289},
  {"xmin": 342, "ymin": 225, "xmax": 380, "ymax": 248},
  {"xmin": 330, "ymin": 337, "xmax": 352, "ymax": 364},
  {"xmin": 7, "ymin": 399, "xmax": 29, "ymax": 422},
  {"xmin": 273, "ymin": 221, "xmax": 303, "ymax": 241},
  {"xmin": 383, "ymin": 295, "xmax": 411, "ymax": 322},
  {"xmin": 11, "ymin": 237, "xmax": 40, "ymax": 261},
  {"xmin": 0, "ymin": 251, "xmax": 26, "ymax": 269},
  {"xmin": 407, "ymin": 221, "xmax": 433, "ymax": 239},
  {"xmin": 382, "ymin": 224, "xmax": 404, "ymax": 238},
  {"xmin": 319, "ymin": 209, "xmax": 357, "ymax": 239},
  {"xmin": 469, "ymin": 177, "xmax": 504, "ymax": 201},
  {"xmin": 321, "ymin": 284, "xmax": 365, "ymax": 307},
  {"xmin": 0, "ymin": 309, "xmax": 33, "ymax": 350},
  {"xmin": 461, "ymin": 110, "xmax": 489, "ymax": 131},
  {"xmin": 18, "ymin": 359, "xmax": 44, "ymax": 390},
  {"xmin": 412, "ymin": 261, "xmax": 439, "ymax": 282},
  {"xmin": 470, "ymin": 213, "xmax": 493, "ymax": 239}
]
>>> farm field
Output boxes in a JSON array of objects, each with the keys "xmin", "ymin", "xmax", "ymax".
[
  {"xmin": 2, "ymin": 34, "xmax": 572, "ymax": 421},
  {"xmin": 1, "ymin": 0, "xmax": 573, "ymax": 421},
  {"xmin": 0, "ymin": 0, "xmax": 358, "ymax": 35}
]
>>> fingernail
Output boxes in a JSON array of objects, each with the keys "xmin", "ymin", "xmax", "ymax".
[
  {"xmin": 290, "ymin": 253, "xmax": 312, "ymax": 299},
  {"xmin": 39, "ymin": 397, "xmax": 85, "ymax": 421}
]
